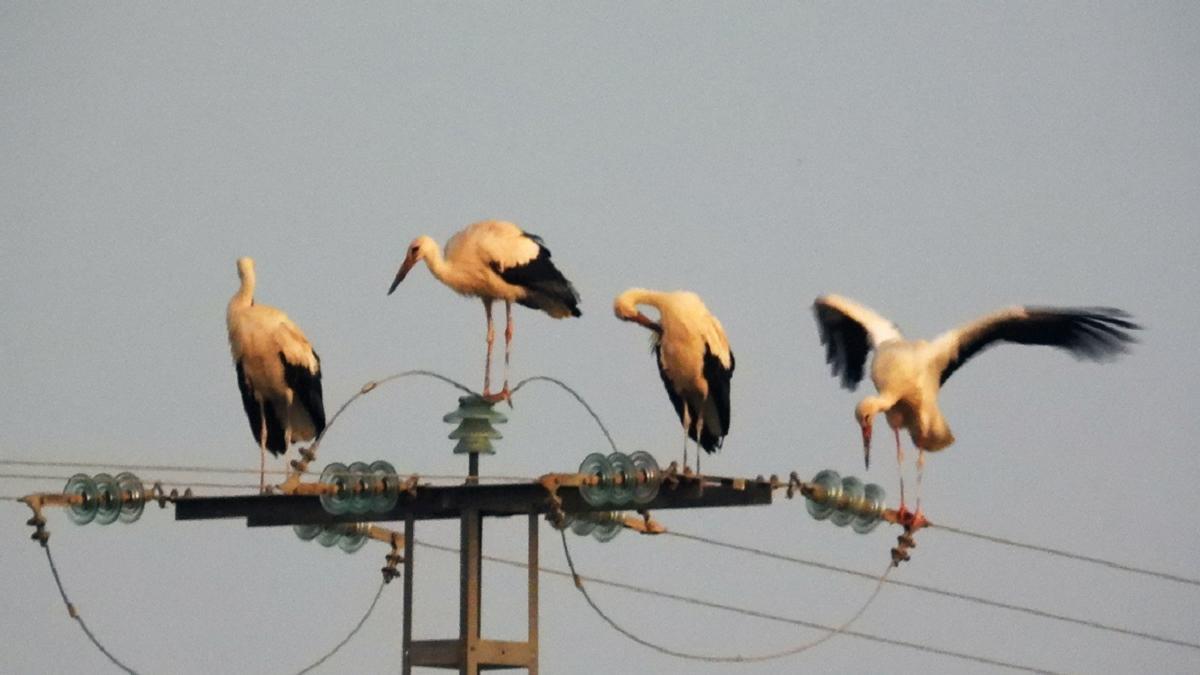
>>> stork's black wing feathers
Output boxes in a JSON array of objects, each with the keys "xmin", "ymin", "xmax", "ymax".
[
  {"xmin": 280, "ymin": 351, "xmax": 326, "ymax": 436},
  {"xmin": 699, "ymin": 347, "xmax": 734, "ymax": 453},
  {"xmin": 238, "ymin": 359, "xmax": 288, "ymax": 456},
  {"xmin": 260, "ymin": 400, "xmax": 287, "ymax": 456},
  {"xmin": 813, "ymin": 303, "xmax": 871, "ymax": 390},
  {"xmin": 653, "ymin": 342, "xmax": 688, "ymax": 441},
  {"xmin": 939, "ymin": 307, "xmax": 1140, "ymax": 385},
  {"xmin": 491, "ymin": 233, "xmax": 581, "ymax": 318},
  {"xmin": 235, "ymin": 360, "xmax": 263, "ymax": 445}
]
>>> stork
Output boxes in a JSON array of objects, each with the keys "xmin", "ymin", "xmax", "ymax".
[
  {"xmin": 388, "ymin": 220, "xmax": 581, "ymax": 401},
  {"xmin": 227, "ymin": 257, "xmax": 326, "ymax": 491},
  {"xmin": 615, "ymin": 288, "xmax": 734, "ymax": 473},
  {"xmin": 812, "ymin": 294, "xmax": 1139, "ymax": 517}
]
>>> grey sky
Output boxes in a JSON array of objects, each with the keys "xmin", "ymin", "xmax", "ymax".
[{"xmin": 2, "ymin": 3, "xmax": 1198, "ymax": 673}]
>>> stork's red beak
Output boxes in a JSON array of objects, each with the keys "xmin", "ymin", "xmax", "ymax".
[
  {"xmin": 861, "ymin": 423, "xmax": 873, "ymax": 470},
  {"xmin": 388, "ymin": 256, "xmax": 417, "ymax": 295},
  {"xmin": 632, "ymin": 312, "xmax": 661, "ymax": 332}
]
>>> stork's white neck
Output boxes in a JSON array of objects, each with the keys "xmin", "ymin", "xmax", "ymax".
[
  {"xmin": 421, "ymin": 241, "xmax": 471, "ymax": 289},
  {"xmin": 619, "ymin": 288, "xmax": 668, "ymax": 313},
  {"xmin": 229, "ymin": 266, "xmax": 255, "ymax": 313}
]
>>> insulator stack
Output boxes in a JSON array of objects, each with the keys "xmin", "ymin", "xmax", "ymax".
[
  {"xmin": 561, "ymin": 511, "xmax": 625, "ymax": 542},
  {"xmin": 292, "ymin": 522, "xmax": 370, "ymax": 553},
  {"xmin": 803, "ymin": 469, "xmax": 887, "ymax": 534},
  {"xmin": 444, "ymin": 394, "xmax": 507, "ymax": 455},
  {"xmin": 318, "ymin": 461, "xmax": 401, "ymax": 515},
  {"xmin": 577, "ymin": 451, "xmax": 661, "ymax": 507},
  {"xmin": 63, "ymin": 472, "xmax": 146, "ymax": 525}
]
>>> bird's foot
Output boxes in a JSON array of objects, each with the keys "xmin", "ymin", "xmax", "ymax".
[
  {"xmin": 911, "ymin": 507, "xmax": 927, "ymax": 529},
  {"xmin": 893, "ymin": 503, "xmax": 928, "ymax": 530},
  {"xmin": 482, "ymin": 387, "xmax": 512, "ymax": 405}
]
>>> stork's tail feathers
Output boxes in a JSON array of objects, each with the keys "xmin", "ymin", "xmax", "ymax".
[
  {"xmin": 518, "ymin": 290, "xmax": 581, "ymax": 318},
  {"xmin": 920, "ymin": 415, "xmax": 955, "ymax": 451},
  {"xmin": 694, "ymin": 419, "xmax": 726, "ymax": 455}
]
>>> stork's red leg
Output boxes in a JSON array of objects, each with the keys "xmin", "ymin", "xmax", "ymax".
[
  {"xmin": 500, "ymin": 300, "xmax": 513, "ymax": 403},
  {"xmin": 681, "ymin": 408, "xmax": 691, "ymax": 472},
  {"xmin": 694, "ymin": 414, "xmax": 705, "ymax": 475},
  {"xmin": 914, "ymin": 448, "xmax": 926, "ymax": 519},
  {"xmin": 895, "ymin": 427, "xmax": 907, "ymax": 515},
  {"xmin": 483, "ymin": 300, "xmax": 495, "ymax": 397},
  {"xmin": 258, "ymin": 402, "xmax": 268, "ymax": 493}
]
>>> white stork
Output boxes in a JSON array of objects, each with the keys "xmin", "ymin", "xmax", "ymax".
[
  {"xmin": 388, "ymin": 220, "xmax": 581, "ymax": 401},
  {"xmin": 813, "ymin": 294, "xmax": 1139, "ymax": 516},
  {"xmin": 614, "ymin": 289, "xmax": 734, "ymax": 473},
  {"xmin": 226, "ymin": 257, "xmax": 326, "ymax": 491}
]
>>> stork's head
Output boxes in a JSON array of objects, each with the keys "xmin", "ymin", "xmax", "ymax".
[
  {"xmin": 236, "ymin": 257, "xmax": 255, "ymax": 280},
  {"xmin": 854, "ymin": 398, "xmax": 881, "ymax": 470},
  {"xmin": 388, "ymin": 236, "xmax": 436, "ymax": 295},
  {"xmin": 613, "ymin": 288, "xmax": 662, "ymax": 332}
]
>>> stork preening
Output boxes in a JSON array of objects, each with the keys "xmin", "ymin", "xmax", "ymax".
[
  {"xmin": 227, "ymin": 257, "xmax": 326, "ymax": 491},
  {"xmin": 615, "ymin": 289, "xmax": 734, "ymax": 473},
  {"xmin": 812, "ymin": 294, "xmax": 1139, "ymax": 517},
  {"xmin": 388, "ymin": 220, "xmax": 581, "ymax": 401}
]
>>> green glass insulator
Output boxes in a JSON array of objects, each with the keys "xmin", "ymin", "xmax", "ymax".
[
  {"xmin": 831, "ymin": 476, "xmax": 864, "ymax": 527},
  {"xmin": 805, "ymin": 470, "xmax": 842, "ymax": 521},
  {"xmin": 92, "ymin": 473, "xmax": 122, "ymax": 526},
  {"xmin": 319, "ymin": 462, "xmax": 352, "ymax": 515},
  {"xmin": 293, "ymin": 523, "xmax": 323, "ymax": 541},
  {"xmin": 578, "ymin": 453, "xmax": 614, "ymax": 507},
  {"xmin": 114, "ymin": 472, "xmax": 145, "ymax": 524},
  {"xmin": 607, "ymin": 452, "xmax": 636, "ymax": 506},
  {"xmin": 444, "ymin": 395, "xmax": 507, "ymax": 455},
  {"xmin": 338, "ymin": 528, "xmax": 368, "ymax": 553},
  {"xmin": 346, "ymin": 461, "xmax": 372, "ymax": 514},
  {"xmin": 316, "ymin": 526, "xmax": 342, "ymax": 547},
  {"xmin": 628, "ymin": 451, "xmax": 661, "ymax": 505},
  {"xmin": 569, "ymin": 515, "xmax": 596, "ymax": 536},
  {"xmin": 64, "ymin": 474, "xmax": 99, "ymax": 525},
  {"xmin": 852, "ymin": 483, "xmax": 887, "ymax": 534},
  {"xmin": 592, "ymin": 516, "xmax": 622, "ymax": 543},
  {"xmin": 368, "ymin": 460, "xmax": 400, "ymax": 513}
]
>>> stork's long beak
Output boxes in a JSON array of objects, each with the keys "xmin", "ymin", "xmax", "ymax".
[
  {"xmin": 632, "ymin": 312, "xmax": 662, "ymax": 333},
  {"xmin": 388, "ymin": 256, "xmax": 417, "ymax": 295},
  {"xmin": 861, "ymin": 423, "xmax": 872, "ymax": 470}
]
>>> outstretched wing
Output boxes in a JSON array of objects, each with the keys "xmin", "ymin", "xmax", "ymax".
[
  {"xmin": 932, "ymin": 306, "xmax": 1140, "ymax": 386},
  {"xmin": 812, "ymin": 295, "xmax": 903, "ymax": 390}
]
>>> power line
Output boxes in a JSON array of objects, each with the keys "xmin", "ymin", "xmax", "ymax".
[
  {"xmin": 665, "ymin": 530, "xmax": 1200, "ymax": 651},
  {"xmin": 0, "ymin": 472, "xmax": 257, "ymax": 491},
  {"xmin": 0, "ymin": 461, "xmax": 530, "ymax": 482},
  {"xmin": 295, "ymin": 580, "xmax": 388, "ymax": 675},
  {"xmin": 8, "ymin": 368, "xmax": 1192, "ymax": 672},
  {"xmin": 559, "ymin": 527, "xmax": 892, "ymax": 663},
  {"xmin": 5, "ymin": 470, "xmax": 1171, "ymax": 659},
  {"xmin": 32, "ymin": 528, "xmax": 392, "ymax": 675},
  {"xmin": 0, "ymin": 458, "xmax": 295, "ymax": 477},
  {"xmin": 414, "ymin": 538, "xmax": 1061, "ymax": 674},
  {"xmin": 931, "ymin": 523, "xmax": 1200, "ymax": 588},
  {"xmin": 510, "ymin": 376, "xmax": 620, "ymax": 454},
  {"xmin": 13, "ymin": 456, "xmax": 1193, "ymax": 593},
  {"xmin": 41, "ymin": 542, "xmax": 140, "ymax": 674},
  {"xmin": 7, "ymin": 472, "xmax": 1195, "ymax": 650}
]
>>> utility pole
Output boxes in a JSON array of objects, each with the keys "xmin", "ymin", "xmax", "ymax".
[{"xmin": 174, "ymin": 395, "xmax": 775, "ymax": 674}]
